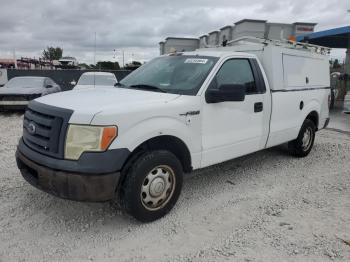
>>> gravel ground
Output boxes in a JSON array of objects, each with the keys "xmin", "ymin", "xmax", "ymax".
[{"xmin": 0, "ymin": 113, "xmax": 350, "ymax": 262}]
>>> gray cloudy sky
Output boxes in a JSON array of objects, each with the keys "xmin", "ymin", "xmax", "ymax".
[{"xmin": 0, "ymin": 0, "xmax": 349, "ymax": 64}]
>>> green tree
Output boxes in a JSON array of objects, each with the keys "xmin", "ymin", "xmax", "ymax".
[
  {"xmin": 131, "ymin": 61, "xmax": 142, "ymax": 66},
  {"xmin": 124, "ymin": 61, "xmax": 142, "ymax": 70},
  {"xmin": 78, "ymin": 63, "xmax": 91, "ymax": 69},
  {"xmin": 42, "ymin": 46, "xmax": 63, "ymax": 61}
]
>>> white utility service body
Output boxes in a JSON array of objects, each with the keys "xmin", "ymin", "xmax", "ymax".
[{"xmin": 16, "ymin": 39, "xmax": 330, "ymax": 221}]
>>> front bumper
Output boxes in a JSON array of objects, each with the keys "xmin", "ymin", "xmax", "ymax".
[{"xmin": 16, "ymin": 139, "xmax": 130, "ymax": 202}]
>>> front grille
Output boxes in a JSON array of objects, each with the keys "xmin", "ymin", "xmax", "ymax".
[
  {"xmin": 23, "ymin": 101, "xmax": 73, "ymax": 159},
  {"xmin": 2, "ymin": 95, "xmax": 27, "ymax": 101}
]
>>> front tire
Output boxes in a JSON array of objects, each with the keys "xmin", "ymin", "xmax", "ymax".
[
  {"xmin": 288, "ymin": 119, "xmax": 316, "ymax": 157},
  {"xmin": 120, "ymin": 150, "xmax": 183, "ymax": 222}
]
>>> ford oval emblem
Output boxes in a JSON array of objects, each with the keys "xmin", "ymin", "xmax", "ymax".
[{"xmin": 27, "ymin": 122, "xmax": 36, "ymax": 135}]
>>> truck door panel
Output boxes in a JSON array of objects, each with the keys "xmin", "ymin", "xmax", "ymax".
[{"xmin": 201, "ymin": 58, "xmax": 270, "ymax": 168}]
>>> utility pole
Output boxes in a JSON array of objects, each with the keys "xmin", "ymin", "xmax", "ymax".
[{"xmin": 94, "ymin": 32, "xmax": 96, "ymax": 68}]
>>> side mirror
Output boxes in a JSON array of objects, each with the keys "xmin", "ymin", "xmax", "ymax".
[
  {"xmin": 205, "ymin": 84, "xmax": 246, "ymax": 103},
  {"xmin": 70, "ymin": 80, "xmax": 77, "ymax": 86},
  {"xmin": 46, "ymin": 84, "xmax": 53, "ymax": 88}
]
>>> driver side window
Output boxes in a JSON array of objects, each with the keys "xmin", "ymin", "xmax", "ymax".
[{"xmin": 209, "ymin": 59, "xmax": 257, "ymax": 94}]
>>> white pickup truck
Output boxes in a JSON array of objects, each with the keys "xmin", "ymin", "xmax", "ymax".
[{"xmin": 16, "ymin": 38, "xmax": 330, "ymax": 222}]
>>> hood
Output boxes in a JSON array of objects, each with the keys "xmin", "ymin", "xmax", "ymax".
[
  {"xmin": 73, "ymin": 84, "xmax": 113, "ymax": 90},
  {"xmin": 35, "ymin": 87, "xmax": 181, "ymax": 123},
  {"xmin": 0, "ymin": 86, "xmax": 44, "ymax": 95}
]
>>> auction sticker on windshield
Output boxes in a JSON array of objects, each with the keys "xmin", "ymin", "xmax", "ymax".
[{"xmin": 184, "ymin": 58, "xmax": 208, "ymax": 64}]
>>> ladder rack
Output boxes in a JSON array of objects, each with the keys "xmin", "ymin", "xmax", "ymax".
[{"xmin": 207, "ymin": 36, "xmax": 331, "ymax": 55}]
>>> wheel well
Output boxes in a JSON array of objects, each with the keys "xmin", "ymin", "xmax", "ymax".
[
  {"xmin": 306, "ymin": 111, "xmax": 319, "ymax": 130},
  {"xmin": 125, "ymin": 135, "xmax": 192, "ymax": 173}
]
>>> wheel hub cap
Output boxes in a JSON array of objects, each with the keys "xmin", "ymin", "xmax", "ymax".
[
  {"xmin": 150, "ymin": 177, "xmax": 165, "ymax": 197},
  {"xmin": 302, "ymin": 128, "xmax": 312, "ymax": 150},
  {"xmin": 140, "ymin": 165, "xmax": 176, "ymax": 211}
]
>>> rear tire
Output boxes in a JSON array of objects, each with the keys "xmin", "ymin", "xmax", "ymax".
[
  {"xmin": 120, "ymin": 150, "xmax": 183, "ymax": 222},
  {"xmin": 288, "ymin": 119, "xmax": 316, "ymax": 157}
]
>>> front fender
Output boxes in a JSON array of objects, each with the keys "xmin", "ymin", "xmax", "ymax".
[{"xmin": 110, "ymin": 116, "xmax": 201, "ymax": 155}]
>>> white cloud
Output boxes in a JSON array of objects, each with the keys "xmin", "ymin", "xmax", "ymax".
[{"xmin": 0, "ymin": 0, "xmax": 348, "ymax": 64}]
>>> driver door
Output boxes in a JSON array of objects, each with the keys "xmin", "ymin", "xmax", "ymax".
[{"xmin": 201, "ymin": 58, "xmax": 270, "ymax": 168}]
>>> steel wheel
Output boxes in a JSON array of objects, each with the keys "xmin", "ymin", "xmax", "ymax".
[
  {"xmin": 140, "ymin": 165, "xmax": 176, "ymax": 211},
  {"xmin": 301, "ymin": 127, "xmax": 313, "ymax": 151},
  {"xmin": 288, "ymin": 119, "xmax": 316, "ymax": 157}
]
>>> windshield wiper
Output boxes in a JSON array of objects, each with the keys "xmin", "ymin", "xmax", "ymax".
[{"xmin": 129, "ymin": 84, "xmax": 167, "ymax": 93}]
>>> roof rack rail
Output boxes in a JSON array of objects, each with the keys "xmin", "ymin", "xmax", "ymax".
[{"xmin": 206, "ymin": 36, "xmax": 331, "ymax": 55}]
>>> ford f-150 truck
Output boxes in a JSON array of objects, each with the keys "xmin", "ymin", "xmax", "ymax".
[{"xmin": 16, "ymin": 38, "xmax": 331, "ymax": 222}]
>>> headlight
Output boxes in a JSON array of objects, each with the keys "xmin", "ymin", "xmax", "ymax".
[{"xmin": 65, "ymin": 125, "xmax": 117, "ymax": 160}]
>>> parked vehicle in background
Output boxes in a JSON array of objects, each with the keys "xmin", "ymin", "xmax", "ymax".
[
  {"xmin": 16, "ymin": 38, "xmax": 330, "ymax": 222},
  {"xmin": 0, "ymin": 76, "xmax": 61, "ymax": 110},
  {"xmin": 0, "ymin": 69, "xmax": 8, "ymax": 87},
  {"xmin": 58, "ymin": 57, "xmax": 79, "ymax": 69},
  {"xmin": 73, "ymin": 72, "xmax": 118, "ymax": 90}
]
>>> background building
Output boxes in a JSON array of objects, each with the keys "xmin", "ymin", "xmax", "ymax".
[
  {"xmin": 160, "ymin": 19, "xmax": 317, "ymax": 55},
  {"xmin": 159, "ymin": 37, "xmax": 199, "ymax": 55}
]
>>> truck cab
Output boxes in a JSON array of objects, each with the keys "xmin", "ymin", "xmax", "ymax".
[{"xmin": 16, "ymin": 38, "xmax": 330, "ymax": 222}]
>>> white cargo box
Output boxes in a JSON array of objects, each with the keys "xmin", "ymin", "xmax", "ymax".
[
  {"xmin": 199, "ymin": 38, "xmax": 330, "ymax": 91},
  {"xmin": 197, "ymin": 38, "xmax": 331, "ymax": 148}
]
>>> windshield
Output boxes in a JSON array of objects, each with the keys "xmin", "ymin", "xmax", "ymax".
[
  {"xmin": 5, "ymin": 77, "xmax": 44, "ymax": 88},
  {"xmin": 120, "ymin": 55, "xmax": 218, "ymax": 95},
  {"xmin": 77, "ymin": 74, "xmax": 116, "ymax": 86}
]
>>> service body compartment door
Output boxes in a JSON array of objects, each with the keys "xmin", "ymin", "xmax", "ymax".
[
  {"xmin": 282, "ymin": 54, "xmax": 329, "ymax": 89},
  {"xmin": 266, "ymin": 53, "xmax": 330, "ymax": 148},
  {"xmin": 201, "ymin": 58, "xmax": 271, "ymax": 168}
]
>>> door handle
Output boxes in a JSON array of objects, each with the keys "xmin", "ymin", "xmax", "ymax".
[{"xmin": 254, "ymin": 102, "xmax": 263, "ymax": 113}]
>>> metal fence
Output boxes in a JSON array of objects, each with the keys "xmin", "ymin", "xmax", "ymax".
[{"xmin": 6, "ymin": 69, "xmax": 131, "ymax": 91}]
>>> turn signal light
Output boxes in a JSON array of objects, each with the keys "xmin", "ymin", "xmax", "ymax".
[{"xmin": 101, "ymin": 127, "xmax": 118, "ymax": 150}]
